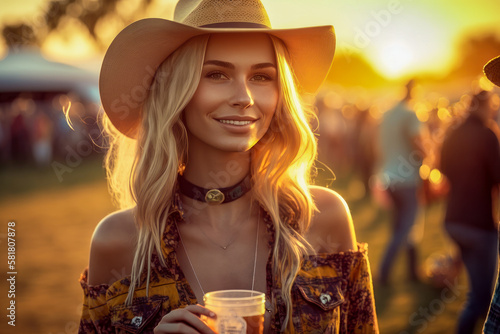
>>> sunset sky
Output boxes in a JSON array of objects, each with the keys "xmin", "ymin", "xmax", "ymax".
[{"xmin": 1, "ymin": 0, "xmax": 500, "ymax": 79}]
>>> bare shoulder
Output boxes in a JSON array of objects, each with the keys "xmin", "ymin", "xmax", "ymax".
[
  {"xmin": 306, "ymin": 186, "xmax": 357, "ymax": 253},
  {"xmin": 87, "ymin": 207, "xmax": 137, "ymax": 285}
]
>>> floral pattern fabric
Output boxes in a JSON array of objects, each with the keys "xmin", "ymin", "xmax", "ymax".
[{"xmin": 78, "ymin": 203, "xmax": 378, "ymax": 333}]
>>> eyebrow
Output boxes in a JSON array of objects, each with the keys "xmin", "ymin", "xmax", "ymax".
[{"xmin": 203, "ymin": 60, "xmax": 276, "ymax": 70}]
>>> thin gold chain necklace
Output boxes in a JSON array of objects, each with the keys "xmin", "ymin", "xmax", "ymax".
[
  {"xmin": 196, "ymin": 214, "xmax": 251, "ymax": 250},
  {"xmin": 176, "ymin": 215, "xmax": 260, "ymax": 296}
]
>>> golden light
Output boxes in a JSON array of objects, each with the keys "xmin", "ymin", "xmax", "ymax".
[
  {"xmin": 491, "ymin": 93, "xmax": 500, "ymax": 111},
  {"xmin": 479, "ymin": 76, "xmax": 495, "ymax": 92},
  {"xmin": 375, "ymin": 39, "xmax": 415, "ymax": 79},
  {"xmin": 429, "ymin": 169, "xmax": 443, "ymax": 185},
  {"xmin": 57, "ymin": 94, "xmax": 70, "ymax": 109},
  {"xmin": 437, "ymin": 97, "xmax": 449, "ymax": 108},
  {"xmin": 347, "ymin": 178, "xmax": 366, "ymax": 201},
  {"xmin": 415, "ymin": 102, "xmax": 430, "ymax": 122},
  {"xmin": 341, "ymin": 105, "xmax": 357, "ymax": 120},
  {"xmin": 369, "ymin": 105, "xmax": 382, "ymax": 119},
  {"xmin": 419, "ymin": 164, "xmax": 431, "ymax": 180},
  {"xmin": 437, "ymin": 107, "xmax": 451, "ymax": 121},
  {"xmin": 363, "ymin": 8, "xmax": 454, "ymax": 79},
  {"xmin": 42, "ymin": 19, "xmax": 98, "ymax": 62},
  {"xmin": 323, "ymin": 91, "xmax": 344, "ymax": 110}
]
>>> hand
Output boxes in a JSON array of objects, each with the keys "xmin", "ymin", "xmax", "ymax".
[{"xmin": 154, "ymin": 304, "xmax": 217, "ymax": 334}]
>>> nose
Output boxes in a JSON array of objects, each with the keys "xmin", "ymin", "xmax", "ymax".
[{"xmin": 229, "ymin": 80, "xmax": 254, "ymax": 109}]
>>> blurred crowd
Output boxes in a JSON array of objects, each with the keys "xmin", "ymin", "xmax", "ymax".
[
  {"xmin": 0, "ymin": 92, "xmax": 101, "ymax": 167},
  {"xmin": 315, "ymin": 78, "xmax": 500, "ymax": 334},
  {"xmin": 315, "ymin": 80, "xmax": 500, "ymax": 204},
  {"xmin": 0, "ymin": 70, "xmax": 499, "ymax": 333}
]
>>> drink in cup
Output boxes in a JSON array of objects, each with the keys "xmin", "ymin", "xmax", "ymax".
[{"xmin": 203, "ymin": 290, "xmax": 265, "ymax": 334}]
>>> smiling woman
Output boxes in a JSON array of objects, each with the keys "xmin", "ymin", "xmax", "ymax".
[
  {"xmin": 184, "ymin": 33, "xmax": 278, "ymax": 153},
  {"xmin": 76, "ymin": 1, "xmax": 378, "ymax": 333}
]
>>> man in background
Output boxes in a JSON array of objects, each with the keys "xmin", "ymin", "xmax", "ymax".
[
  {"xmin": 378, "ymin": 80, "xmax": 423, "ymax": 285},
  {"xmin": 441, "ymin": 81, "xmax": 500, "ymax": 333}
]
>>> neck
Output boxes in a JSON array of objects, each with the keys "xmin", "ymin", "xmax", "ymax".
[
  {"xmin": 181, "ymin": 138, "xmax": 253, "ymax": 229},
  {"xmin": 183, "ymin": 141, "xmax": 251, "ymax": 188},
  {"xmin": 180, "ymin": 190, "xmax": 255, "ymax": 229}
]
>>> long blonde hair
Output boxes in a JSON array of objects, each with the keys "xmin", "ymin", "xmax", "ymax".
[{"xmin": 102, "ymin": 33, "xmax": 318, "ymax": 331}]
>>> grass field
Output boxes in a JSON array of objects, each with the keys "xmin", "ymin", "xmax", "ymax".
[{"xmin": 0, "ymin": 158, "xmax": 483, "ymax": 334}]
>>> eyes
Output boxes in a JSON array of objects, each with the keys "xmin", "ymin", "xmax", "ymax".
[{"xmin": 205, "ymin": 70, "xmax": 275, "ymax": 82}]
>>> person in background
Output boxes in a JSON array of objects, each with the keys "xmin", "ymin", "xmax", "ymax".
[
  {"xmin": 482, "ymin": 55, "xmax": 500, "ymax": 334},
  {"xmin": 440, "ymin": 78, "xmax": 500, "ymax": 332},
  {"xmin": 377, "ymin": 80, "xmax": 423, "ymax": 285},
  {"xmin": 32, "ymin": 110, "xmax": 53, "ymax": 167}
]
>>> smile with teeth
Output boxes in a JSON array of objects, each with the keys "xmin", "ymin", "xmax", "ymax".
[{"xmin": 218, "ymin": 119, "xmax": 253, "ymax": 126}]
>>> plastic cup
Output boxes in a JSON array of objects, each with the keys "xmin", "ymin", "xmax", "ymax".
[{"xmin": 203, "ymin": 290, "xmax": 265, "ymax": 334}]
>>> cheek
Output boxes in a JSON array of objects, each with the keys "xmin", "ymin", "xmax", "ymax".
[
  {"xmin": 260, "ymin": 88, "xmax": 279, "ymax": 120},
  {"xmin": 185, "ymin": 81, "xmax": 221, "ymax": 112}
]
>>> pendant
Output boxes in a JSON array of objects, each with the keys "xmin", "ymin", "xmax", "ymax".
[{"xmin": 205, "ymin": 189, "xmax": 225, "ymax": 205}]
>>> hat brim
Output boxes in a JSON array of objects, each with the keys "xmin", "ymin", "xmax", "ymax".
[
  {"xmin": 99, "ymin": 18, "xmax": 336, "ymax": 138},
  {"xmin": 484, "ymin": 55, "xmax": 500, "ymax": 87}
]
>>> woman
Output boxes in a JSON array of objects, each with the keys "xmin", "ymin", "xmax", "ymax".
[{"xmin": 78, "ymin": 0, "xmax": 378, "ymax": 333}]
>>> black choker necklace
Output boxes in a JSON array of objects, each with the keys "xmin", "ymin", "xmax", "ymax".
[{"xmin": 177, "ymin": 174, "xmax": 252, "ymax": 205}]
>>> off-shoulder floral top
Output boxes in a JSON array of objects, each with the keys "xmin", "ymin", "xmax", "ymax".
[{"xmin": 78, "ymin": 202, "xmax": 379, "ymax": 333}]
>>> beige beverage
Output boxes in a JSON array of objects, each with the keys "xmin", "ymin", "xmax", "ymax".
[{"xmin": 203, "ymin": 290, "xmax": 265, "ymax": 334}]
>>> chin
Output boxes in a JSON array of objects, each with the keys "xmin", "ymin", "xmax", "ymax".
[
  {"xmin": 218, "ymin": 139, "xmax": 260, "ymax": 152},
  {"xmin": 220, "ymin": 143, "xmax": 254, "ymax": 153}
]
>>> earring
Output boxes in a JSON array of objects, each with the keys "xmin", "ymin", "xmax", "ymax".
[{"xmin": 178, "ymin": 162, "xmax": 186, "ymax": 175}]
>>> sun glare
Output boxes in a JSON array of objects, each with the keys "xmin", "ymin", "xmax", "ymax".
[
  {"xmin": 376, "ymin": 40, "xmax": 415, "ymax": 79},
  {"xmin": 361, "ymin": 8, "xmax": 455, "ymax": 80}
]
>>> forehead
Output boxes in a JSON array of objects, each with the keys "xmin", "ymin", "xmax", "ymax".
[{"xmin": 204, "ymin": 33, "xmax": 276, "ymax": 64}]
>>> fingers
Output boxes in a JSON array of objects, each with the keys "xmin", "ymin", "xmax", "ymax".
[
  {"xmin": 183, "ymin": 304, "xmax": 216, "ymax": 319},
  {"xmin": 154, "ymin": 305, "xmax": 216, "ymax": 334}
]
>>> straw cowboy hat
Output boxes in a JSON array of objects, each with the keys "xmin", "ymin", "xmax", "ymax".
[
  {"xmin": 484, "ymin": 55, "xmax": 500, "ymax": 87},
  {"xmin": 99, "ymin": 0, "xmax": 336, "ymax": 138}
]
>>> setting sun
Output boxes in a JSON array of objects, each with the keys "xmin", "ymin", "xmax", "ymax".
[
  {"xmin": 359, "ymin": 7, "xmax": 455, "ymax": 79},
  {"xmin": 375, "ymin": 39, "xmax": 415, "ymax": 78}
]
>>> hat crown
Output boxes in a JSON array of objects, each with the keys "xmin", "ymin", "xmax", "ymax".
[{"xmin": 174, "ymin": 0, "xmax": 271, "ymax": 28}]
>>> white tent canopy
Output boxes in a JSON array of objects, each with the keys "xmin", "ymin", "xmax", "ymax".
[{"xmin": 0, "ymin": 48, "xmax": 99, "ymax": 103}]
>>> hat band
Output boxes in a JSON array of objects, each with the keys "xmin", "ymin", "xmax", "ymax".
[{"xmin": 200, "ymin": 22, "xmax": 269, "ymax": 29}]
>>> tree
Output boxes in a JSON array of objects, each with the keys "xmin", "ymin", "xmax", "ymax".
[{"xmin": 1, "ymin": 0, "xmax": 155, "ymax": 51}]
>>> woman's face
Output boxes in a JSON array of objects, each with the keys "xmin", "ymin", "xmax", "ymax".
[{"xmin": 184, "ymin": 33, "xmax": 279, "ymax": 153}]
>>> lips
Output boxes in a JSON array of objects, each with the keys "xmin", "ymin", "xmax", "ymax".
[
  {"xmin": 218, "ymin": 119, "xmax": 253, "ymax": 125},
  {"xmin": 214, "ymin": 116, "xmax": 257, "ymax": 126}
]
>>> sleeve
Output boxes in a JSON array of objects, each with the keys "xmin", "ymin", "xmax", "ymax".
[
  {"xmin": 78, "ymin": 268, "xmax": 114, "ymax": 334},
  {"xmin": 345, "ymin": 246, "xmax": 379, "ymax": 334}
]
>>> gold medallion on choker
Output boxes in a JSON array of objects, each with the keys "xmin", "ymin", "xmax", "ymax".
[
  {"xmin": 177, "ymin": 174, "xmax": 251, "ymax": 205},
  {"xmin": 205, "ymin": 189, "xmax": 225, "ymax": 205}
]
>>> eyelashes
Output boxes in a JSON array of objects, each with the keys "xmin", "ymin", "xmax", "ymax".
[
  {"xmin": 251, "ymin": 74, "xmax": 273, "ymax": 82},
  {"xmin": 206, "ymin": 71, "xmax": 227, "ymax": 80},
  {"xmin": 205, "ymin": 71, "xmax": 274, "ymax": 82}
]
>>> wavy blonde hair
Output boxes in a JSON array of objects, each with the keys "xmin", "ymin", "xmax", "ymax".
[{"xmin": 102, "ymin": 34, "xmax": 318, "ymax": 331}]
